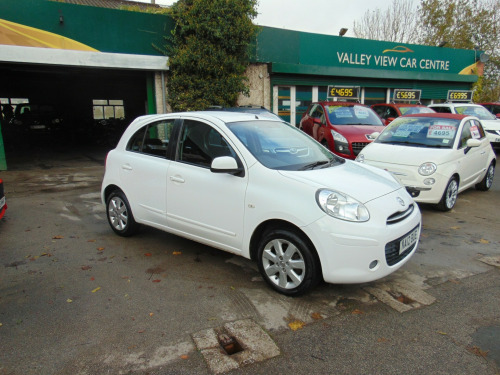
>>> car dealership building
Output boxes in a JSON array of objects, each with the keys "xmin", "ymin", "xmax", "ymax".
[{"xmin": 0, "ymin": 0, "xmax": 483, "ymax": 169}]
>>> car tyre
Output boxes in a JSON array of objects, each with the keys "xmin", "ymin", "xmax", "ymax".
[
  {"xmin": 106, "ymin": 190, "xmax": 139, "ymax": 237},
  {"xmin": 257, "ymin": 228, "xmax": 321, "ymax": 296},
  {"xmin": 436, "ymin": 177, "xmax": 458, "ymax": 211},
  {"xmin": 475, "ymin": 162, "xmax": 495, "ymax": 191}
]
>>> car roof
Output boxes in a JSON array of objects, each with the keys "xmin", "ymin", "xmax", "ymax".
[
  {"xmin": 316, "ymin": 101, "xmax": 366, "ymax": 107},
  {"xmin": 429, "ymin": 103, "xmax": 480, "ymax": 107},
  {"xmin": 403, "ymin": 113, "xmax": 467, "ymax": 120},
  {"xmin": 371, "ymin": 103, "xmax": 427, "ymax": 107},
  {"xmin": 136, "ymin": 110, "xmax": 282, "ymax": 124}
]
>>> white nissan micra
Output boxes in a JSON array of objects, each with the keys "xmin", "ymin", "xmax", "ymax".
[{"xmin": 101, "ymin": 111, "xmax": 421, "ymax": 295}]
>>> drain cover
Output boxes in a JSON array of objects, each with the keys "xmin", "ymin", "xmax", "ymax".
[{"xmin": 192, "ymin": 319, "xmax": 280, "ymax": 374}]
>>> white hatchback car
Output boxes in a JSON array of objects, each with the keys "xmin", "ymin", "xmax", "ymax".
[
  {"xmin": 101, "ymin": 111, "xmax": 421, "ymax": 295},
  {"xmin": 356, "ymin": 113, "xmax": 496, "ymax": 211},
  {"xmin": 428, "ymin": 103, "xmax": 500, "ymax": 148}
]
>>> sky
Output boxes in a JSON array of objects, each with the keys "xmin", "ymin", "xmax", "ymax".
[{"xmin": 129, "ymin": 0, "xmax": 418, "ymax": 37}]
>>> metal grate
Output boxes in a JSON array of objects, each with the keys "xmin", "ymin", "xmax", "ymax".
[{"xmin": 351, "ymin": 142, "xmax": 369, "ymax": 155}]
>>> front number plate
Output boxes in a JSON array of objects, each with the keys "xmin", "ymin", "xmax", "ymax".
[
  {"xmin": 0, "ymin": 196, "xmax": 5, "ymax": 210},
  {"xmin": 399, "ymin": 227, "xmax": 419, "ymax": 254}
]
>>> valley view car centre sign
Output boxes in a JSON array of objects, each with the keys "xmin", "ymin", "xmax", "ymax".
[{"xmin": 256, "ymin": 28, "xmax": 480, "ymax": 83}]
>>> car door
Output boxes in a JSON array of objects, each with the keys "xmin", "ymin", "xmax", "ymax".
[
  {"xmin": 166, "ymin": 118, "xmax": 248, "ymax": 253},
  {"xmin": 456, "ymin": 119, "xmax": 489, "ymax": 189},
  {"xmin": 118, "ymin": 119, "xmax": 175, "ymax": 227}
]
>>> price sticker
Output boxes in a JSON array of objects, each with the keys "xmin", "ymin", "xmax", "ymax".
[{"xmin": 427, "ymin": 125, "xmax": 456, "ymax": 139}]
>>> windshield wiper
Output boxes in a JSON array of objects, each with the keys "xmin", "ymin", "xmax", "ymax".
[
  {"xmin": 382, "ymin": 141, "xmax": 427, "ymax": 147},
  {"xmin": 299, "ymin": 160, "xmax": 330, "ymax": 170}
]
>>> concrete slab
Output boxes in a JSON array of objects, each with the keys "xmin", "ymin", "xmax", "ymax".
[{"xmin": 192, "ymin": 319, "xmax": 280, "ymax": 374}]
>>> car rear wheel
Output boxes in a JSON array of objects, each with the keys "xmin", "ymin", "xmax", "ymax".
[
  {"xmin": 257, "ymin": 228, "xmax": 320, "ymax": 296},
  {"xmin": 106, "ymin": 190, "xmax": 139, "ymax": 237},
  {"xmin": 475, "ymin": 162, "xmax": 495, "ymax": 191},
  {"xmin": 436, "ymin": 177, "xmax": 458, "ymax": 211}
]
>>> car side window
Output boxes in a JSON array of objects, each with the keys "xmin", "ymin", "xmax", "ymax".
[
  {"xmin": 372, "ymin": 106, "xmax": 386, "ymax": 118},
  {"xmin": 459, "ymin": 120, "xmax": 477, "ymax": 148},
  {"xmin": 143, "ymin": 120, "xmax": 175, "ymax": 157},
  {"xmin": 387, "ymin": 107, "xmax": 398, "ymax": 118},
  {"xmin": 126, "ymin": 119, "xmax": 175, "ymax": 157},
  {"xmin": 127, "ymin": 126, "xmax": 147, "ymax": 152},
  {"xmin": 432, "ymin": 107, "xmax": 452, "ymax": 114},
  {"xmin": 473, "ymin": 120, "xmax": 486, "ymax": 139},
  {"xmin": 177, "ymin": 120, "xmax": 236, "ymax": 168}
]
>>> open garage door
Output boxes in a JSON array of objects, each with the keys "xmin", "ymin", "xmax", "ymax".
[{"xmin": 1, "ymin": 63, "xmax": 152, "ymax": 168}]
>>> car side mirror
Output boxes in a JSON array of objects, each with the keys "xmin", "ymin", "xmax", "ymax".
[
  {"xmin": 386, "ymin": 117, "xmax": 395, "ymax": 124},
  {"xmin": 466, "ymin": 138, "xmax": 481, "ymax": 148},
  {"xmin": 210, "ymin": 156, "xmax": 243, "ymax": 175},
  {"xmin": 464, "ymin": 138, "xmax": 481, "ymax": 154}
]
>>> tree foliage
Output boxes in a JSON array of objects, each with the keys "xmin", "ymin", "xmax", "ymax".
[
  {"xmin": 353, "ymin": 0, "xmax": 420, "ymax": 43},
  {"xmin": 418, "ymin": 0, "xmax": 499, "ymax": 101},
  {"xmin": 161, "ymin": 0, "xmax": 258, "ymax": 112},
  {"xmin": 353, "ymin": 0, "xmax": 500, "ymax": 101}
]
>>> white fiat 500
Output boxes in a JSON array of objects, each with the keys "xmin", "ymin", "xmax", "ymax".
[
  {"xmin": 356, "ymin": 113, "xmax": 496, "ymax": 211},
  {"xmin": 101, "ymin": 111, "xmax": 421, "ymax": 295}
]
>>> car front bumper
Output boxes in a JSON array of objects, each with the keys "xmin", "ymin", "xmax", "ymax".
[{"xmin": 304, "ymin": 189, "xmax": 422, "ymax": 284}]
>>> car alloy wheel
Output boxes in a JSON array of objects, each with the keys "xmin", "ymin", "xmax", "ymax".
[
  {"xmin": 437, "ymin": 177, "xmax": 458, "ymax": 211},
  {"xmin": 106, "ymin": 190, "xmax": 138, "ymax": 237},
  {"xmin": 257, "ymin": 228, "xmax": 320, "ymax": 296},
  {"xmin": 476, "ymin": 162, "xmax": 495, "ymax": 191}
]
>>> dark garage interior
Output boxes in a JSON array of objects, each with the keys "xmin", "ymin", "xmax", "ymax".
[{"xmin": 1, "ymin": 64, "xmax": 150, "ymax": 168}]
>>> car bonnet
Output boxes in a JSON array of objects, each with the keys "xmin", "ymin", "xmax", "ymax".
[
  {"xmin": 361, "ymin": 143, "xmax": 458, "ymax": 166},
  {"xmin": 278, "ymin": 160, "xmax": 402, "ymax": 204}
]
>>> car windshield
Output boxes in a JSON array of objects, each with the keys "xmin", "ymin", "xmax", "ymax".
[
  {"xmin": 325, "ymin": 105, "xmax": 383, "ymax": 125},
  {"xmin": 375, "ymin": 117, "xmax": 461, "ymax": 149},
  {"xmin": 454, "ymin": 106, "xmax": 496, "ymax": 120},
  {"xmin": 227, "ymin": 120, "xmax": 344, "ymax": 170},
  {"xmin": 399, "ymin": 106, "xmax": 435, "ymax": 115}
]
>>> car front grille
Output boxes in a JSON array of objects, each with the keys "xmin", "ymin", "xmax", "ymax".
[
  {"xmin": 386, "ymin": 204, "xmax": 415, "ymax": 225},
  {"xmin": 385, "ymin": 225, "xmax": 419, "ymax": 266},
  {"xmin": 351, "ymin": 142, "xmax": 369, "ymax": 155}
]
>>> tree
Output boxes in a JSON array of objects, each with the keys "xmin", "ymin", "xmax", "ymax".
[
  {"xmin": 353, "ymin": 0, "xmax": 500, "ymax": 101},
  {"xmin": 353, "ymin": 0, "xmax": 420, "ymax": 43},
  {"xmin": 160, "ymin": 0, "xmax": 258, "ymax": 112},
  {"xmin": 418, "ymin": 0, "xmax": 500, "ymax": 101}
]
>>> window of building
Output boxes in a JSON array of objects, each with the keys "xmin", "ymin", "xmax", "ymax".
[{"xmin": 93, "ymin": 99, "xmax": 125, "ymax": 120}]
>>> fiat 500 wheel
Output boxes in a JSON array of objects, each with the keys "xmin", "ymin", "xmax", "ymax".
[
  {"xmin": 106, "ymin": 190, "xmax": 139, "ymax": 237},
  {"xmin": 476, "ymin": 162, "xmax": 495, "ymax": 191},
  {"xmin": 436, "ymin": 177, "xmax": 458, "ymax": 211},
  {"xmin": 257, "ymin": 228, "xmax": 320, "ymax": 296}
]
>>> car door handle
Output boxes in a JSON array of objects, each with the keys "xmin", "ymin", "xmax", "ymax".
[
  {"xmin": 170, "ymin": 176, "xmax": 185, "ymax": 183},
  {"xmin": 121, "ymin": 164, "xmax": 133, "ymax": 171}
]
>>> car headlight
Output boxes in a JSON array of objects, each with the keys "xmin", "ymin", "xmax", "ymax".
[
  {"xmin": 418, "ymin": 162, "xmax": 437, "ymax": 176},
  {"xmin": 355, "ymin": 154, "xmax": 365, "ymax": 163},
  {"xmin": 316, "ymin": 189, "xmax": 370, "ymax": 222},
  {"xmin": 331, "ymin": 130, "xmax": 348, "ymax": 143}
]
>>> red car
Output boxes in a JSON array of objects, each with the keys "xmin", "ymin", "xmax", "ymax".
[
  {"xmin": 371, "ymin": 103, "xmax": 435, "ymax": 125},
  {"xmin": 0, "ymin": 178, "xmax": 6, "ymax": 220},
  {"xmin": 299, "ymin": 102, "xmax": 384, "ymax": 159},
  {"xmin": 478, "ymin": 102, "xmax": 500, "ymax": 117}
]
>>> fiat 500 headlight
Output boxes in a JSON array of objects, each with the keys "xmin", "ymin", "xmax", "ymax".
[
  {"xmin": 316, "ymin": 189, "xmax": 370, "ymax": 222},
  {"xmin": 418, "ymin": 162, "xmax": 437, "ymax": 176}
]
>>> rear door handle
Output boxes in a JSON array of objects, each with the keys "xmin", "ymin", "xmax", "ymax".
[
  {"xmin": 121, "ymin": 164, "xmax": 133, "ymax": 171},
  {"xmin": 170, "ymin": 176, "xmax": 185, "ymax": 183}
]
